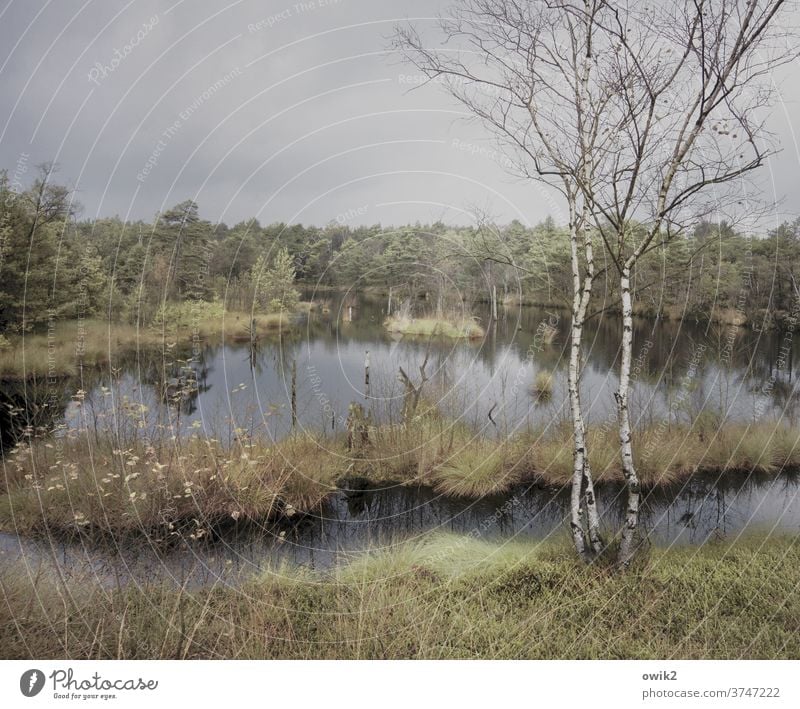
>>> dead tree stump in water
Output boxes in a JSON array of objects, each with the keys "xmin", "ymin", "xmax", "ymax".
[{"xmin": 346, "ymin": 402, "xmax": 370, "ymax": 451}]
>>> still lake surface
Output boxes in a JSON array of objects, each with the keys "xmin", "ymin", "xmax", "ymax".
[
  {"xmin": 2, "ymin": 292, "xmax": 799, "ymax": 584},
  {"xmin": 46, "ymin": 291, "xmax": 800, "ymax": 441},
  {"xmin": 2, "ymin": 473, "xmax": 798, "ymax": 586}
]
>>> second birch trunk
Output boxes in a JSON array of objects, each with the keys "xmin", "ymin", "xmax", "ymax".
[{"xmin": 616, "ymin": 266, "xmax": 641, "ymax": 566}]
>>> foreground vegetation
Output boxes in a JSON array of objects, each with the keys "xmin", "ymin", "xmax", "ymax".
[
  {"xmin": 2, "ymin": 534, "xmax": 798, "ymax": 659},
  {"xmin": 3, "ymin": 408, "xmax": 798, "ymax": 540}
]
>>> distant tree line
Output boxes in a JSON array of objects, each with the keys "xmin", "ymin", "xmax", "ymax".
[{"xmin": 1, "ymin": 164, "xmax": 798, "ymax": 332}]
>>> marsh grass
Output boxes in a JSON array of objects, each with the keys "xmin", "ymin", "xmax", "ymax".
[
  {"xmin": 3, "ymin": 413, "xmax": 799, "ymax": 540},
  {"xmin": 431, "ymin": 440, "xmax": 529, "ymax": 497},
  {"xmin": 531, "ymin": 422, "xmax": 800, "ymax": 487},
  {"xmin": 0, "ymin": 308, "xmax": 303, "ymax": 381},
  {"xmin": 0, "ymin": 433, "xmax": 346, "ymax": 540},
  {"xmin": 2, "ymin": 534, "xmax": 798, "ymax": 659},
  {"xmin": 225, "ymin": 312, "xmax": 293, "ymax": 341},
  {"xmin": 384, "ymin": 314, "xmax": 485, "ymax": 339},
  {"xmin": 0, "ymin": 321, "xmax": 150, "ymax": 381},
  {"xmin": 530, "ymin": 369, "xmax": 554, "ymax": 402}
]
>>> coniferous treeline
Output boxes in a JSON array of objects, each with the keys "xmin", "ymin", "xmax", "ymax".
[{"xmin": 2, "ymin": 164, "xmax": 798, "ymax": 332}]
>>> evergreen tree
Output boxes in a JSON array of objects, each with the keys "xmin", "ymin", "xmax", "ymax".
[{"xmin": 152, "ymin": 200, "xmax": 214, "ymax": 301}]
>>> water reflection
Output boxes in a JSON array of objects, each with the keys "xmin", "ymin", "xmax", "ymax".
[
  {"xmin": 28, "ymin": 294, "xmax": 793, "ymax": 443},
  {"xmin": 2, "ymin": 471, "xmax": 798, "ymax": 588}
]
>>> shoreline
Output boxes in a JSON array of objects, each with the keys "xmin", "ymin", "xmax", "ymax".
[
  {"xmin": 0, "ymin": 309, "xmax": 309, "ymax": 382},
  {"xmin": 3, "ymin": 419, "xmax": 798, "ymax": 543}
]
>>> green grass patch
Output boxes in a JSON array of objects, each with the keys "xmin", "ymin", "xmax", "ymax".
[
  {"xmin": 384, "ymin": 314, "xmax": 485, "ymax": 339},
  {"xmin": 432, "ymin": 440, "xmax": 525, "ymax": 497},
  {"xmin": 2, "ymin": 534, "xmax": 798, "ymax": 659}
]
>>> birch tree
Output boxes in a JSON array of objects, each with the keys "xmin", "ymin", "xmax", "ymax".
[
  {"xmin": 564, "ymin": 0, "xmax": 796, "ymax": 566},
  {"xmin": 397, "ymin": 0, "xmax": 796, "ymax": 565},
  {"xmin": 396, "ymin": 0, "xmax": 615, "ymax": 559}
]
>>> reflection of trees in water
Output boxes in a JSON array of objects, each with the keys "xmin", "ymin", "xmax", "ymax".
[
  {"xmin": 272, "ymin": 473, "xmax": 800, "ymax": 565},
  {"xmin": 11, "ymin": 472, "xmax": 798, "ymax": 580},
  {"xmin": 0, "ymin": 378, "xmax": 72, "ymax": 449},
  {"xmin": 638, "ymin": 472, "xmax": 800, "ymax": 544},
  {"xmin": 7, "ymin": 296, "xmax": 800, "ymax": 443},
  {"xmin": 735, "ymin": 326, "xmax": 800, "ymax": 420},
  {"xmin": 129, "ymin": 345, "xmax": 214, "ymax": 417},
  {"xmin": 197, "ymin": 301, "xmax": 800, "ymax": 431}
]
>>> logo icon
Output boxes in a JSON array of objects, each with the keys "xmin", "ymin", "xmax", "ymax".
[{"xmin": 20, "ymin": 670, "xmax": 45, "ymax": 698}]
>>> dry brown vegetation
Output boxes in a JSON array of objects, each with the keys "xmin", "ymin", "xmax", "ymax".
[{"xmin": 3, "ymin": 408, "xmax": 798, "ymax": 541}]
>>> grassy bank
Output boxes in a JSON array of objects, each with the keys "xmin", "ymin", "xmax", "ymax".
[
  {"xmin": 2, "ymin": 411, "xmax": 799, "ymax": 541},
  {"xmin": 0, "ymin": 307, "xmax": 308, "ymax": 382},
  {"xmin": 2, "ymin": 534, "xmax": 798, "ymax": 659},
  {"xmin": 0, "ymin": 433, "xmax": 343, "ymax": 539},
  {"xmin": 385, "ymin": 314, "xmax": 485, "ymax": 339}
]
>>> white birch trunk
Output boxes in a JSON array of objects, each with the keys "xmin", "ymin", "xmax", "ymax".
[
  {"xmin": 568, "ymin": 320, "xmax": 588, "ymax": 557},
  {"xmin": 575, "ymin": 12, "xmax": 603, "ymax": 557},
  {"xmin": 567, "ymin": 216, "xmax": 587, "ymax": 558},
  {"xmin": 616, "ymin": 266, "xmax": 640, "ymax": 566},
  {"xmin": 567, "ymin": 216, "xmax": 603, "ymax": 558}
]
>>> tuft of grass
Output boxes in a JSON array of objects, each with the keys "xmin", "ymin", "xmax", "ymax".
[
  {"xmin": 335, "ymin": 533, "xmax": 539, "ymax": 584},
  {"xmin": 531, "ymin": 369, "xmax": 554, "ymax": 401},
  {"xmin": 2, "ymin": 534, "xmax": 799, "ymax": 659},
  {"xmin": 384, "ymin": 314, "xmax": 485, "ymax": 339},
  {"xmin": 226, "ymin": 312, "xmax": 293, "ymax": 341},
  {"xmin": 432, "ymin": 441, "xmax": 522, "ymax": 497}
]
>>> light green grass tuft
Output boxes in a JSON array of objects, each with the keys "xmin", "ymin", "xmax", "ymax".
[{"xmin": 384, "ymin": 315, "xmax": 485, "ymax": 339}]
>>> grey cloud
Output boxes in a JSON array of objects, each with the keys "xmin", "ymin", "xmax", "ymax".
[{"xmin": 0, "ymin": 0, "xmax": 797, "ymax": 228}]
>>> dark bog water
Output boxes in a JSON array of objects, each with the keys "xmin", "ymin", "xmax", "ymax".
[
  {"xmin": 5, "ymin": 291, "xmax": 797, "ymax": 445},
  {"xmin": 2, "ymin": 472, "xmax": 798, "ymax": 588}
]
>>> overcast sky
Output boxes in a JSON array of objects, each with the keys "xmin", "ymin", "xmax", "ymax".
[{"xmin": 1, "ymin": 0, "xmax": 798, "ymax": 229}]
